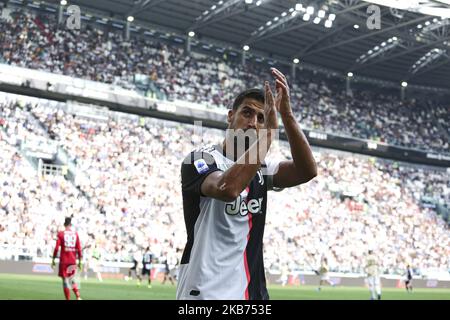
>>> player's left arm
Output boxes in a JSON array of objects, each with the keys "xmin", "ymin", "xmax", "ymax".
[
  {"xmin": 364, "ymin": 262, "xmax": 369, "ymax": 275},
  {"xmin": 51, "ymin": 234, "xmax": 61, "ymax": 268},
  {"xmin": 76, "ymin": 234, "xmax": 82, "ymax": 269},
  {"xmin": 270, "ymin": 68, "xmax": 317, "ymax": 188}
]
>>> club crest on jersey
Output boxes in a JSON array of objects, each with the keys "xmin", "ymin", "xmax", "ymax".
[
  {"xmin": 257, "ymin": 171, "xmax": 264, "ymax": 185},
  {"xmin": 194, "ymin": 159, "xmax": 209, "ymax": 174}
]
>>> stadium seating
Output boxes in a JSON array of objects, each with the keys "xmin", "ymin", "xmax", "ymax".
[
  {"xmin": 0, "ymin": 95, "xmax": 448, "ymax": 275},
  {"xmin": 0, "ymin": 8, "xmax": 449, "ymax": 154}
]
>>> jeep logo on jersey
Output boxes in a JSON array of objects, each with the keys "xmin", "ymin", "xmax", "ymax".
[{"xmin": 225, "ymin": 196, "xmax": 263, "ymax": 216}]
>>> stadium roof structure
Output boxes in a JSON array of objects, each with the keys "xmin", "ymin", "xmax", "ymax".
[{"xmin": 57, "ymin": 0, "xmax": 450, "ymax": 89}]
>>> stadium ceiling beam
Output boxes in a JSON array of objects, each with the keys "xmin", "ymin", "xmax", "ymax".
[
  {"xmin": 298, "ymin": 23, "xmax": 354, "ymax": 56},
  {"xmin": 421, "ymin": 22, "xmax": 450, "ymax": 43},
  {"xmin": 352, "ymin": 35, "xmax": 450, "ymax": 71},
  {"xmin": 187, "ymin": 0, "xmax": 245, "ymax": 31},
  {"xmin": 302, "ymin": 16, "xmax": 431, "ymax": 58},
  {"xmin": 346, "ymin": 8, "xmax": 445, "ymax": 70},
  {"xmin": 298, "ymin": 6, "xmax": 395, "ymax": 57},
  {"xmin": 244, "ymin": 2, "xmax": 369, "ymax": 45},
  {"xmin": 406, "ymin": 55, "xmax": 450, "ymax": 79},
  {"xmin": 246, "ymin": 15, "xmax": 304, "ymax": 46},
  {"xmin": 126, "ymin": 0, "xmax": 164, "ymax": 17},
  {"xmin": 346, "ymin": 40, "xmax": 409, "ymax": 71}
]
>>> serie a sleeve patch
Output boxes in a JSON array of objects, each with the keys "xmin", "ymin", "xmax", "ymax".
[{"xmin": 194, "ymin": 159, "xmax": 209, "ymax": 174}]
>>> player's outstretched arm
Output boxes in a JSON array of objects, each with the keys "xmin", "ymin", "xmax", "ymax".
[
  {"xmin": 52, "ymin": 235, "xmax": 61, "ymax": 268},
  {"xmin": 201, "ymin": 81, "xmax": 278, "ymax": 202},
  {"xmin": 269, "ymin": 68, "xmax": 317, "ymax": 188}
]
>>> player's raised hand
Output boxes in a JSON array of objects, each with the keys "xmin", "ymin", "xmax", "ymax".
[
  {"xmin": 271, "ymin": 68, "xmax": 293, "ymax": 116},
  {"xmin": 264, "ymin": 81, "xmax": 278, "ymax": 130}
]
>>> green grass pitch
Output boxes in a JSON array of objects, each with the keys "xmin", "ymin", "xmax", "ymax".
[{"xmin": 0, "ymin": 273, "xmax": 449, "ymax": 300}]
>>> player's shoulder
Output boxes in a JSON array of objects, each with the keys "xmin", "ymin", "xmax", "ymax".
[
  {"xmin": 62, "ymin": 229, "xmax": 77, "ymax": 234},
  {"xmin": 193, "ymin": 144, "xmax": 216, "ymax": 154},
  {"xmin": 181, "ymin": 145, "xmax": 219, "ymax": 167},
  {"xmin": 185, "ymin": 145, "xmax": 217, "ymax": 159}
]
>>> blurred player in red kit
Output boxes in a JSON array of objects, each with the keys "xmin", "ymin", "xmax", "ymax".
[{"xmin": 52, "ymin": 217, "xmax": 83, "ymax": 300}]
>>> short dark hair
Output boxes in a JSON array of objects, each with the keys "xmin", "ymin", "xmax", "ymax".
[
  {"xmin": 231, "ymin": 88, "xmax": 264, "ymax": 111},
  {"xmin": 64, "ymin": 217, "xmax": 72, "ymax": 227}
]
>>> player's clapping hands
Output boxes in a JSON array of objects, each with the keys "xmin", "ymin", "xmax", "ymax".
[{"xmin": 270, "ymin": 68, "xmax": 293, "ymax": 117}]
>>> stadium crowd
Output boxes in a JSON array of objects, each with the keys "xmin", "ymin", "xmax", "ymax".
[
  {"xmin": 0, "ymin": 8, "xmax": 449, "ymax": 154},
  {"xmin": 0, "ymin": 96, "xmax": 448, "ymax": 276}
]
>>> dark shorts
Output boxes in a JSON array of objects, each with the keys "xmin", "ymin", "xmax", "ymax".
[
  {"xmin": 142, "ymin": 268, "xmax": 151, "ymax": 276},
  {"xmin": 130, "ymin": 261, "xmax": 138, "ymax": 270}
]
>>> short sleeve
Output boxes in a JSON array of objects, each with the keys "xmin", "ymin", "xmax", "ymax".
[
  {"xmin": 262, "ymin": 159, "xmax": 283, "ymax": 192},
  {"xmin": 181, "ymin": 151, "xmax": 222, "ymax": 196}
]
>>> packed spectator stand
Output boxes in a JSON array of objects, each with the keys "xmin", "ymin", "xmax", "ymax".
[{"xmin": 0, "ymin": 6, "xmax": 448, "ymax": 277}]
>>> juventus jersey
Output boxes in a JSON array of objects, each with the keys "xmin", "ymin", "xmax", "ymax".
[
  {"xmin": 176, "ymin": 144, "xmax": 280, "ymax": 300},
  {"xmin": 143, "ymin": 252, "xmax": 153, "ymax": 269},
  {"xmin": 366, "ymin": 254, "xmax": 379, "ymax": 277}
]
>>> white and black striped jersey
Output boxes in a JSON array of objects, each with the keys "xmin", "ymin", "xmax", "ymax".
[
  {"xmin": 176, "ymin": 144, "xmax": 281, "ymax": 300},
  {"xmin": 142, "ymin": 252, "xmax": 153, "ymax": 270}
]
